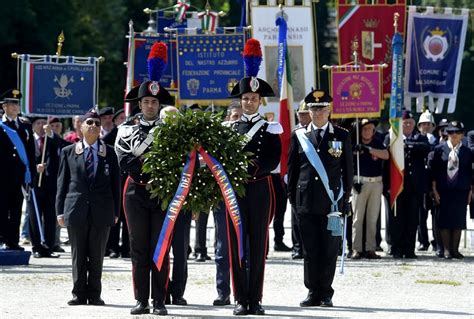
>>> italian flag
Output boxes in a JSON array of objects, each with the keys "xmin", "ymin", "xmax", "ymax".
[{"xmin": 278, "ymin": 49, "xmax": 295, "ymax": 177}]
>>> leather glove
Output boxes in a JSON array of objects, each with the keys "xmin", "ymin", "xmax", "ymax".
[
  {"xmin": 353, "ymin": 183, "xmax": 363, "ymax": 194},
  {"xmin": 354, "ymin": 144, "xmax": 371, "ymax": 153},
  {"xmin": 342, "ymin": 200, "xmax": 352, "ymax": 217}
]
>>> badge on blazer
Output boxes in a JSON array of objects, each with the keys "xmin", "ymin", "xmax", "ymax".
[
  {"xmin": 328, "ymin": 140, "xmax": 342, "ymax": 158},
  {"xmin": 104, "ymin": 163, "xmax": 110, "ymax": 176}
]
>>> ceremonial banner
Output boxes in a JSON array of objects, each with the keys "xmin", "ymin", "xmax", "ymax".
[
  {"xmin": 128, "ymin": 34, "xmax": 177, "ymax": 90},
  {"xmin": 276, "ymin": 13, "xmax": 295, "ymax": 177},
  {"xmin": 404, "ymin": 6, "xmax": 469, "ymax": 113},
  {"xmin": 251, "ymin": 4, "xmax": 315, "ymax": 117},
  {"xmin": 337, "ymin": 0, "xmax": 406, "ymax": 97},
  {"xmin": 20, "ymin": 56, "xmax": 98, "ymax": 116},
  {"xmin": 389, "ymin": 29, "xmax": 404, "ymax": 208},
  {"xmin": 330, "ymin": 66, "xmax": 382, "ymax": 118},
  {"xmin": 177, "ymin": 30, "xmax": 246, "ymax": 102}
]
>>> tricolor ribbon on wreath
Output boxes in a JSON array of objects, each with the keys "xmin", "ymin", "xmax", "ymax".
[
  {"xmin": 198, "ymin": 10, "xmax": 219, "ymax": 33},
  {"xmin": 153, "ymin": 146, "xmax": 244, "ymax": 271}
]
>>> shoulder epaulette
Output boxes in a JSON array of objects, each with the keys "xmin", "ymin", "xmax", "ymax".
[{"xmin": 266, "ymin": 121, "xmax": 283, "ymax": 134}]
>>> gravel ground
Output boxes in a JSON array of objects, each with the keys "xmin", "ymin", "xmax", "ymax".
[
  {"xmin": 2, "ymin": 208, "xmax": 473, "ymax": 318},
  {"xmin": 1, "ymin": 236, "xmax": 473, "ymax": 319}
]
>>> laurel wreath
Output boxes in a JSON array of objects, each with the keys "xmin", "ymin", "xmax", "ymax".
[{"xmin": 142, "ymin": 110, "xmax": 251, "ymax": 212}]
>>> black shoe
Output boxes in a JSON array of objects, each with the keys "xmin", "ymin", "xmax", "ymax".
[
  {"xmin": 392, "ymin": 252, "xmax": 403, "ymax": 259},
  {"xmin": 346, "ymin": 250, "xmax": 353, "ymax": 259},
  {"xmin": 320, "ymin": 297, "xmax": 333, "ymax": 307},
  {"xmin": 172, "ymin": 296, "xmax": 187, "ymax": 305},
  {"xmin": 274, "ymin": 242, "xmax": 292, "ymax": 252},
  {"xmin": 444, "ymin": 254, "xmax": 453, "ymax": 260},
  {"xmin": 452, "ymin": 251, "xmax": 464, "ymax": 259},
  {"xmin": 233, "ymin": 302, "xmax": 248, "ymax": 315},
  {"xmin": 121, "ymin": 251, "xmax": 131, "ymax": 258},
  {"xmin": 196, "ymin": 253, "xmax": 211, "ymax": 262},
  {"xmin": 109, "ymin": 251, "xmax": 119, "ymax": 259},
  {"xmin": 300, "ymin": 295, "xmax": 321, "ymax": 307},
  {"xmin": 404, "ymin": 253, "xmax": 418, "ymax": 259},
  {"xmin": 52, "ymin": 245, "xmax": 65, "ymax": 253},
  {"xmin": 45, "ymin": 251, "xmax": 60, "ymax": 258},
  {"xmin": 213, "ymin": 295, "xmax": 231, "ymax": 306},
  {"xmin": 67, "ymin": 297, "xmax": 87, "ymax": 306},
  {"xmin": 248, "ymin": 302, "xmax": 265, "ymax": 315},
  {"xmin": 292, "ymin": 251, "xmax": 304, "ymax": 260},
  {"xmin": 352, "ymin": 251, "xmax": 363, "ymax": 260},
  {"xmin": 88, "ymin": 298, "xmax": 105, "ymax": 306},
  {"xmin": 375, "ymin": 246, "xmax": 384, "ymax": 252},
  {"xmin": 417, "ymin": 244, "xmax": 429, "ymax": 251},
  {"xmin": 153, "ymin": 300, "xmax": 168, "ymax": 316},
  {"xmin": 436, "ymin": 250, "xmax": 445, "ymax": 258},
  {"xmin": 130, "ymin": 301, "xmax": 149, "ymax": 315}
]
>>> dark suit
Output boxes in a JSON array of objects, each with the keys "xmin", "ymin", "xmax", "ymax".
[
  {"xmin": 0, "ymin": 117, "xmax": 36, "ymax": 247},
  {"xmin": 103, "ymin": 126, "xmax": 130, "ymax": 257},
  {"xmin": 56, "ymin": 140, "xmax": 120, "ymax": 300},
  {"xmin": 288, "ymin": 123, "xmax": 353, "ymax": 301},
  {"xmin": 28, "ymin": 133, "xmax": 63, "ymax": 253},
  {"xmin": 384, "ymin": 131, "xmax": 430, "ymax": 256},
  {"xmin": 228, "ymin": 115, "xmax": 281, "ymax": 304}
]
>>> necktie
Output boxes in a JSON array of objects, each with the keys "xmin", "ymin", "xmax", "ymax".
[
  {"xmin": 86, "ymin": 147, "xmax": 95, "ymax": 182},
  {"xmin": 316, "ymin": 129, "xmax": 323, "ymax": 145},
  {"xmin": 39, "ymin": 136, "xmax": 45, "ymax": 154}
]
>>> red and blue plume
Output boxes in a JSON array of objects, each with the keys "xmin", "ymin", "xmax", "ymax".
[
  {"xmin": 147, "ymin": 42, "xmax": 168, "ymax": 81},
  {"xmin": 243, "ymin": 38, "xmax": 262, "ymax": 77}
]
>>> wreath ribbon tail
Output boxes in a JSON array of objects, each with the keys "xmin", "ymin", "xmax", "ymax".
[
  {"xmin": 198, "ymin": 146, "xmax": 244, "ymax": 267},
  {"xmin": 154, "ymin": 149, "xmax": 197, "ymax": 271}
]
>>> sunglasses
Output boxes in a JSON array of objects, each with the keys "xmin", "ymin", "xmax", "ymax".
[{"xmin": 85, "ymin": 119, "xmax": 101, "ymax": 126}]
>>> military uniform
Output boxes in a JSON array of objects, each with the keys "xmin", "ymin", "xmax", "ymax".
[
  {"xmin": 227, "ymin": 38, "xmax": 282, "ymax": 316},
  {"xmin": 0, "ymin": 89, "xmax": 36, "ymax": 249},
  {"xmin": 384, "ymin": 117, "xmax": 430, "ymax": 258},
  {"xmin": 228, "ymin": 113, "xmax": 282, "ymax": 309},
  {"xmin": 288, "ymin": 90, "xmax": 353, "ymax": 307},
  {"xmin": 115, "ymin": 41, "xmax": 175, "ymax": 316}
]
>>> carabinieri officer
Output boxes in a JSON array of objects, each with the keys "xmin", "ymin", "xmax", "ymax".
[
  {"xmin": 227, "ymin": 38, "xmax": 282, "ymax": 316},
  {"xmin": 115, "ymin": 42, "xmax": 174, "ymax": 316},
  {"xmin": 288, "ymin": 89, "xmax": 353, "ymax": 308}
]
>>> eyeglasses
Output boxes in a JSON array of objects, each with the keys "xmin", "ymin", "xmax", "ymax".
[
  {"xmin": 241, "ymin": 97, "xmax": 260, "ymax": 103},
  {"xmin": 447, "ymin": 131, "xmax": 462, "ymax": 135},
  {"xmin": 85, "ymin": 119, "xmax": 101, "ymax": 126}
]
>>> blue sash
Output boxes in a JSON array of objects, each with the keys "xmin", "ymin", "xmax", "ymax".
[
  {"xmin": 0, "ymin": 122, "xmax": 32, "ymax": 184},
  {"xmin": 296, "ymin": 129, "xmax": 343, "ymax": 236}
]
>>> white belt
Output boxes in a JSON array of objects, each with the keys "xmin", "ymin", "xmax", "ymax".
[{"xmin": 354, "ymin": 176, "xmax": 382, "ymax": 183}]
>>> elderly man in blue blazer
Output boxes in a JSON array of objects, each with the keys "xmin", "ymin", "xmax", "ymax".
[{"xmin": 56, "ymin": 109, "xmax": 121, "ymax": 306}]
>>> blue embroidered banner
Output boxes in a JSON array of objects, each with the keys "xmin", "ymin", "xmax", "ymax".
[
  {"xmin": 132, "ymin": 34, "xmax": 177, "ymax": 89},
  {"xmin": 21, "ymin": 60, "xmax": 96, "ymax": 116},
  {"xmin": 177, "ymin": 33, "xmax": 246, "ymax": 101},
  {"xmin": 405, "ymin": 11, "xmax": 468, "ymax": 97}
]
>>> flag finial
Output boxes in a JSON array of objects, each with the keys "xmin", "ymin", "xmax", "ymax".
[{"xmin": 393, "ymin": 12, "xmax": 399, "ymax": 33}]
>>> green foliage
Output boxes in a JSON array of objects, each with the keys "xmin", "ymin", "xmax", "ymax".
[{"xmin": 142, "ymin": 110, "xmax": 251, "ymax": 212}]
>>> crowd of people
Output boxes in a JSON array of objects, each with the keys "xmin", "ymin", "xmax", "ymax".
[{"xmin": 1, "ymin": 39, "xmax": 473, "ymax": 317}]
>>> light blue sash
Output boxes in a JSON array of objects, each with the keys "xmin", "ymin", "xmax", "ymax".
[
  {"xmin": 296, "ymin": 129, "xmax": 343, "ymax": 236},
  {"xmin": 0, "ymin": 122, "xmax": 32, "ymax": 184}
]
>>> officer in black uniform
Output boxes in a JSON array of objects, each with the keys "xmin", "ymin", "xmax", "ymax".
[
  {"xmin": 0, "ymin": 89, "xmax": 36, "ymax": 250},
  {"xmin": 288, "ymin": 89, "xmax": 353, "ymax": 308},
  {"xmin": 115, "ymin": 79, "xmax": 174, "ymax": 315},
  {"xmin": 103, "ymin": 108, "xmax": 130, "ymax": 259},
  {"xmin": 227, "ymin": 53, "xmax": 282, "ymax": 316},
  {"xmin": 384, "ymin": 110, "xmax": 430, "ymax": 258}
]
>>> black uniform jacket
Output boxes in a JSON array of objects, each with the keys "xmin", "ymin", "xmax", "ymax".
[
  {"xmin": 0, "ymin": 117, "xmax": 36, "ymax": 185},
  {"xmin": 288, "ymin": 122, "xmax": 353, "ymax": 215},
  {"xmin": 56, "ymin": 140, "xmax": 121, "ymax": 227},
  {"xmin": 231, "ymin": 118, "xmax": 282, "ymax": 180}
]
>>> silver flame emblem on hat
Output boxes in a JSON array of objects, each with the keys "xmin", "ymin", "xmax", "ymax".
[
  {"xmin": 250, "ymin": 77, "xmax": 260, "ymax": 92},
  {"xmin": 148, "ymin": 81, "xmax": 160, "ymax": 96}
]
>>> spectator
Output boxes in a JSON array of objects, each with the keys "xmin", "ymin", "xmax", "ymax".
[{"xmin": 430, "ymin": 121, "xmax": 472, "ymax": 259}]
